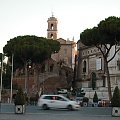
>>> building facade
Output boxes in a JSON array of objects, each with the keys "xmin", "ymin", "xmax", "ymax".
[
  {"xmin": 76, "ymin": 40, "xmax": 105, "ymax": 89},
  {"xmin": 107, "ymin": 45, "xmax": 120, "ymax": 88},
  {"xmin": 76, "ymin": 40, "xmax": 120, "ymax": 100},
  {"xmin": 77, "ymin": 40, "xmax": 120, "ymax": 89}
]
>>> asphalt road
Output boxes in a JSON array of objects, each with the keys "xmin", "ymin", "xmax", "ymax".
[
  {"xmin": 0, "ymin": 104, "xmax": 120, "ymax": 120},
  {"xmin": 0, "ymin": 111, "xmax": 120, "ymax": 120}
]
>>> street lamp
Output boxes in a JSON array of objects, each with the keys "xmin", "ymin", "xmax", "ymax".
[
  {"xmin": 0, "ymin": 53, "xmax": 3, "ymax": 109},
  {"xmin": 10, "ymin": 53, "xmax": 14, "ymax": 103},
  {"xmin": 27, "ymin": 61, "xmax": 31, "ymax": 95},
  {"xmin": 25, "ymin": 59, "xmax": 31, "ymax": 95}
]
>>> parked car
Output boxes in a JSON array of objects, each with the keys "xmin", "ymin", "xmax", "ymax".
[
  {"xmin": 38, "ymin": 94, "xmax": 80, "ymax": 110},
  {"xmin": 57, "ymin": 89, "xmax": 67, "ymax": 94},
  {"xmin": 75, "ymin": 97, "xmax": 83, "ymax": 105}
]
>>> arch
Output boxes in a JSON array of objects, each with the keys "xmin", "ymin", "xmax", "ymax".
[
  {"xmin": 51, "ymin": 24, "xmax": 54, "ymax": 30},
  {"xmin": 83, "ymin": 60, "xmax": 86, "ymax": 73},
  {"xmin": 50, "ymin": 34, "xmax": 53, "ymax": 39},
  {"xmin": 50, "ymin": 64, "xmax": 54, "ymax": 72}
]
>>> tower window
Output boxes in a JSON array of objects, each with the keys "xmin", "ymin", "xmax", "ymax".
[
  {"xmin": 88, "ymin": 51, "xmax": 89, "ymax": 54},
  {"xmin": 50, "ymin": 34, "xmax": 53, "ymax": 39},
  {"xmin": 51, "ymin": 24, "xmax": 54, "ymax": 30}
]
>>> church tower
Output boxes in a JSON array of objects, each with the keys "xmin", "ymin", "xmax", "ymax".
[{"xmin": 47, "ymin": 14, "xmax": 58, "ymax": 40}]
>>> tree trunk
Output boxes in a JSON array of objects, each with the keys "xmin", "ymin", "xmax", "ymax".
[{"xmin": 104, "ymin": 58, "xmax": 112, "ymax": 101}]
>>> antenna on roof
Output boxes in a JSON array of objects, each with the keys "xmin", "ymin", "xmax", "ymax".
[
  {"xmin": 51, "ymin": 11, "xmax": 54, "ymax": 17},
  {"xmin": 72, "ymin": 36, "xmax": 75, "ymax": 41}
]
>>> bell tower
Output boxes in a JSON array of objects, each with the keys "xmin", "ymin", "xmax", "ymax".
[{"xmin": 47, "ymin": 14, "xmax": 58, "ymax": 40}]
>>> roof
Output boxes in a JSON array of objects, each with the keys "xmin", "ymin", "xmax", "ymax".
[
  {"xmin": 48, "ymin": 16, "xmax": 57, "ymax": 21},
  {"xmin": 57, "ymin": 38, "xmax": 76, "ymax": 45}
]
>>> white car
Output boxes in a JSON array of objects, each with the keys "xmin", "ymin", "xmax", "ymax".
[{"xmin": 38, "ymin": 94, "xmax": 80, "ymax": 110}]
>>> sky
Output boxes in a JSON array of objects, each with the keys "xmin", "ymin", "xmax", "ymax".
[{"xmin": 0, "ymin": 0, "xmax": 120, "ymax": 53}]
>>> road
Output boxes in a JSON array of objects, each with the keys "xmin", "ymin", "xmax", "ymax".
[
  {"xmin": 0, "ymin": 104, "xmax": 119, "ymax": 120},
  {"xmin": 0, "ymin": 110, "xmax": 119, "ymax": 120}
]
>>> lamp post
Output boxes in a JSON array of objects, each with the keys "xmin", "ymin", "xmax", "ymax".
[
  {"xmin": 0, "ymin": 53, "xmax": 3, "ymax": 111},
  {"xmin": 10, "ymin": 53, "xmax": 14, "ymax": 103},
  {"xmin": 27, "ymin": 61, "xmax": 31, "ymax": 95},
  {"xmin": 25, "ymin": 63, "xmax": 27, "ymax": 94},
  {"xmin": 25, "ymin": 59, "xmax": 31, "ymax": 95}
]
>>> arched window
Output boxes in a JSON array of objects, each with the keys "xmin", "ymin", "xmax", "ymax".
[
  {"xmin": 83, "ymin": 60, "xmax": 86, "ymax": 73},
  {"xmin": 51, "ymin": 24, "xmax": 54, "ymax": 30},
  {"xmin": 50, "ymin": 34, "xmax": 53, "ymax": 39},
  {"xmin": 50, "ymin": 64, "xmax": 54, "ymax": 72}
]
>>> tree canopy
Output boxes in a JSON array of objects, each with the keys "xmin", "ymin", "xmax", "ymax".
[
  {"xmin": 80, "ymin": 16, "xmax": 120, "ymax": 101},
  {"xmin": 3, "ymin": 35, "xmax": 60, "ymax": 70},
  {"xmin": 81, "ymin": 16, "xmax": 120, "ymax": 47}
]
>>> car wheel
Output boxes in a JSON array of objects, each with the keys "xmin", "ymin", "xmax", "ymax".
[
  {"xmin": 42, "ymin": 104, "xmax": 49, "ymax": 110},
  {"xmin": 67, "ymin": 105, "xmax": 73, "ymax": 111}
]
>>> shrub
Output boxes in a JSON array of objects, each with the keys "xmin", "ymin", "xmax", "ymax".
[
  {"xmin": 83, "ymin": 97, "xmax": 89, "ymax": 103},
  {"xmin": 14, "ymin": 88, "xmax": 26, "ymax": 105},
  {"xmin": 111, "ymin": 86, "xmax": 120, "ymax": 107},
  {"xmin": 29, "ymin": 93, "xmax": 39, "ymax": 105},
  {"xmin": 93, "ymin": 91, "xmax": 98, "ymax": 103}
]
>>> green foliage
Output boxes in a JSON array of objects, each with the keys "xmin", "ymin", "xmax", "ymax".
[
  {"xmin": 80, "ymin": 16, "xmax": 120, "ymax": 47},
  {"xmin": 83, "ymin": 97, "xmax": 89, "ymax": 103},
  {"xmin": 29, "ymin": 93, "xmax": 39, "ymax": 105},
  {"xmin": 93, "ymin": 91, "xmax": 98, "ymax": 103},
  {"xmin": 14, "ymin": 88, "xmax": 26, "ymax": 105},
  {"xmin": 111, "ymin": 86, "xmax": 120, "ymax": 107},
  {"xmin": 0, "ymin": 53, "xmax": 2, "ymax": 61},
  {"xmin": 2, "ymin": 64, "xmax": 11, "ymax": 89},
  {"xmin": 0, "ymin": 53, "xmax": 5, "ymax": 62},
  {"xmin": 3, "ymin": 35, "xmax": 60, "ymax": 70},
  {"xmin": 0, "ymin": 55, "xmax": 11, "ymax": 89}
]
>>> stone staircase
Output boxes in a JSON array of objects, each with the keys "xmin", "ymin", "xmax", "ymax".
[{"xmin": 83, "ymin": 87, "xmax": 114, "ymax": 101}]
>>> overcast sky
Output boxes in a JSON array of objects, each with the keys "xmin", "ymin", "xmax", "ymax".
[{"xmin": 0, "ymin": 0, "xmax": 120, "ymax": 52}]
